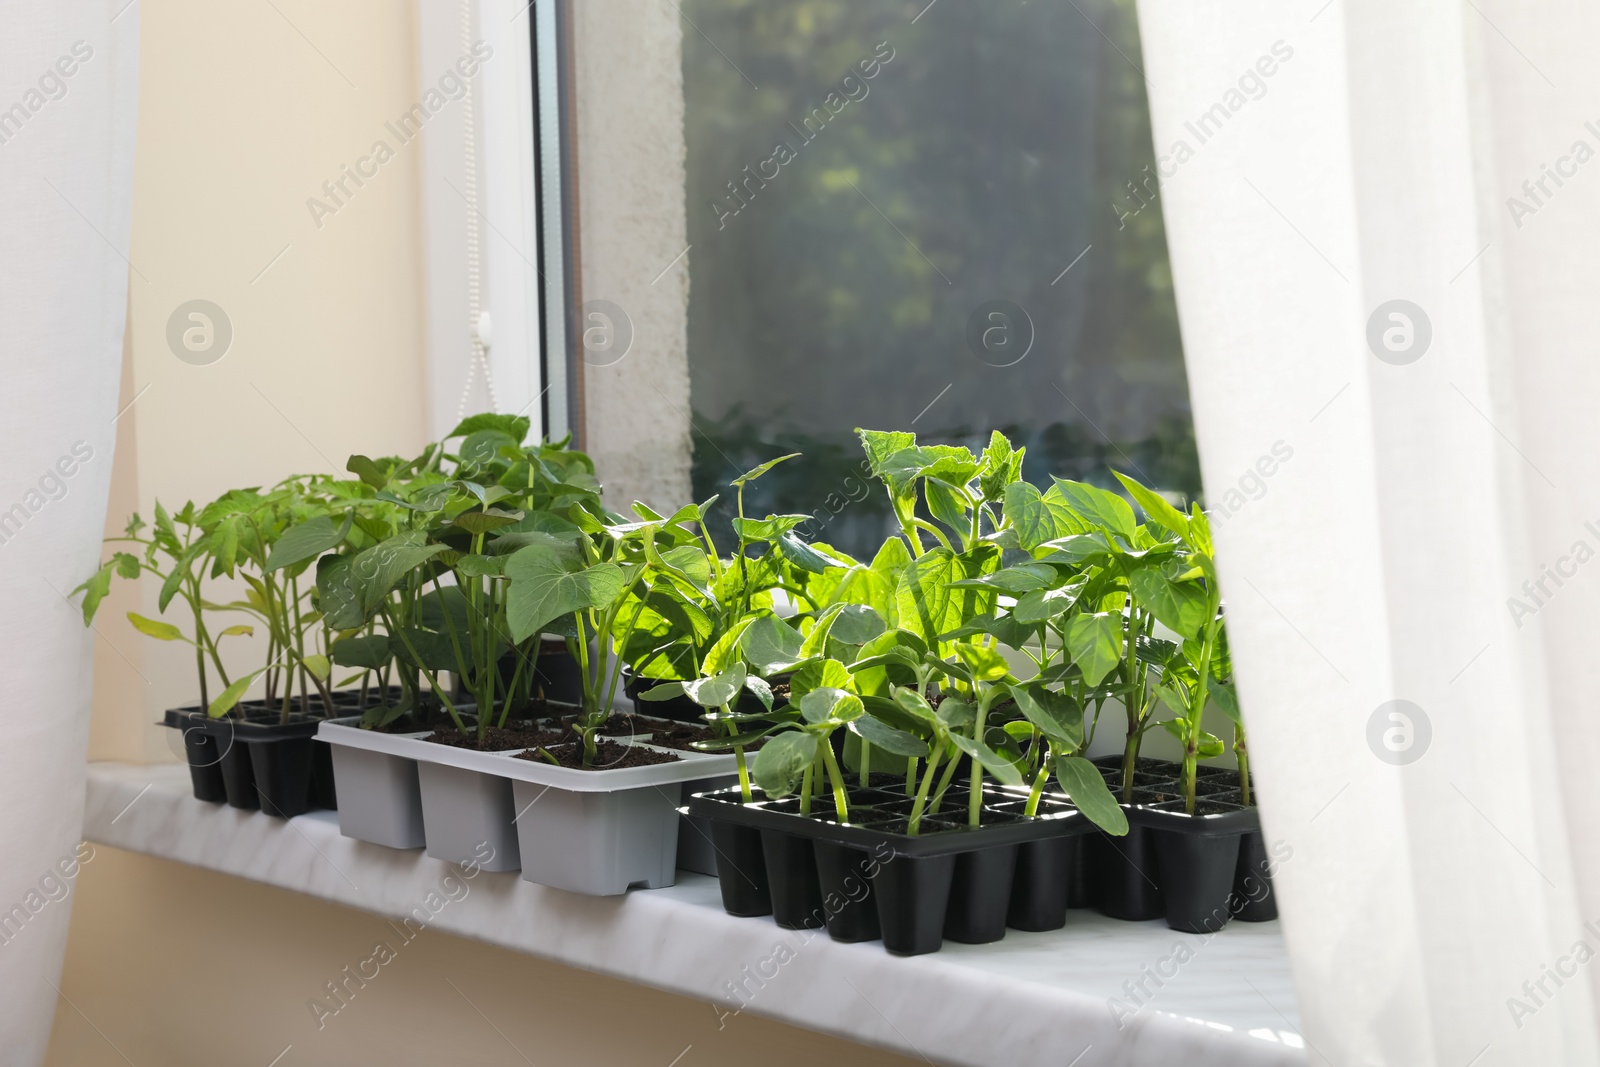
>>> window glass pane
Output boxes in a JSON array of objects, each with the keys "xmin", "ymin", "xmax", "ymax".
[{"xmin": 681, "ymin": 0, "xmax": 1196, "ymax": 558}]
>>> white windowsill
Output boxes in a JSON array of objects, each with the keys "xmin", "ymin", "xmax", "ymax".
[{"xmin": 83, "ymin": 762, "xmax": 1305, "ymax": 1067}]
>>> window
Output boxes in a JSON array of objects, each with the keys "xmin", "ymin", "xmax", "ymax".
[{"xmin": 679, "ymin": 0, "xmax": 1196, "ymax": 558}]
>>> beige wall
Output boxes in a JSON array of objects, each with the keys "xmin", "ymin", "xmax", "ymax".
[
  {"xmin": 48, "ymin": 847, "xmax": 918, "ymax": 1067},
  {"xmin": 62, "ymin": 5, "xmax": 891, "ymax": 1064},
  {"xmin": 89, "ymin": 0, "xmax": 431, "ymax": 765}
]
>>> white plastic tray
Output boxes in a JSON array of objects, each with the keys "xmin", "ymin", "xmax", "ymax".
[{"xmin": 317, "ymin": 716, "xmax": 738, "ymax": 793}]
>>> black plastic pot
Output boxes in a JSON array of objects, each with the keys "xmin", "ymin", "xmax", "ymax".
[
  {"xmin": 1097, "ymin": 823, "xmax": 1165, "ymax": 921},
  {"xmin": 945, "ymin": 844, "xmax": 1018, "ymax": 944},
  {"xmin": 204, "ymin": 714, "xmax": 327, "ymax": 819},
  {"xmin": 250, "ymin": 736, "xmax": 315, "ymax": 819},
  {"xmin": 874, "ymin": 852, "xmax": 956, "ymax": 956},
  {"xmin": 710, "ymin": 819, "xmax": 772, "ymax": 917},
  {"xmin": 1230, "ymin": 830, "xmax": 1278, "ymax": 921},
  {"xmin": 1066, "ymin": 833, "xmax": 1100, "ymax": 909},
  {"xmin": 812, "ymin": 839, "xmax": 881, "ymax": 943},
  {"xmin": 203, "ymin": 717, "xmax": 259, "ymax": 810},
  {"xmin": 760, "ymin": 830, "xmax": 826, "ymax": 930},
  {"xmin": 161, "ymin": 709, "xmax": 227, "ymax": 803},
  {"xmin": 1137, "ymin": 799, "xmax": 1259, "ymax": 933},
  {"xmin": 688, "ymin": 785, "xmax": 1089, "ymax": 956},
  {"xmin": 1008, "ymin": 835, "xmax": 1071, "ymax": 931}
]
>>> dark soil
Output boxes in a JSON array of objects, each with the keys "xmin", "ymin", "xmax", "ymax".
[
  {"xmin": 643, "ymin": 720, "xmax": 719, "ymax": 750},
  {"xmin": 513, "ymin": 741, "xmax": 683, "ymax": 770},
  {"xmin": 769, "ymin": 682, "xmax": 791, "ymax": 704},
  {"xmin": 423, "ymin": 724, "xmax": 560, "ymax": 751}
]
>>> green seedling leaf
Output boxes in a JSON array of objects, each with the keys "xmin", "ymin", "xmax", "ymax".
[
  {"xmin": 731, "ymin": 452, "xmax": 802, "ymax": 488},
  {"xmin": 208, "ymin": 668, "xmax": 268, "ymax": 718},
  {"xmin": 1067, "ymin": 612, "xmax": 1123, "ymax": 687},
  {"xmin": 740, "ymin": 615, "xmax": 806, "ymax": 674},
  {"xmin": 949, "ymin": 562, "xmax": 1057, "ymax": 595},
  {"xmin": 752, "ymin": 730, "xmax": 818, "ymax": 798},
  {"xmin": 849, "ymin": 715, "xmax": 928, "ymax": 758},
  {"xmin": 1113, "ymin": 470, "xmax": 1190, "ymax": 540},
  {"xmin": 954, "ymin": 642, "xmax": 1011, "ymax": 682},
  {"xmin": 638, "ymin": 681, "xmax": 685, "ymax": 702},
  {"xmin": 1012, "ymin": 578, "xmax": 1087, "ymax": 625},
  {"xmin": 331, "ymin": 635, "xmax": 391, "ymax": 670},
  {"xmin": 701, "ymin": 614, "xmax": 759, "ymax": 677},
  {"xmin": 895, "ymin": 545, "xmax": 1000, "ymax": 648},
  {"xmin": 935, "ymin": 696, "xmax": 976, "ymax": 730},
  {"xmin": 217, "ymin": 625, "xmax": 254, "ymax": 638},
  {"xmin": 302, "ymin": 654, "xmax": 331, "ymax": 681},
  {"xmin": 446, "ymin": 413, "xmax": 531, "ymax": 441},
  {"xmin": 452, "ymin": 508, "xmax": 525, "ymax": 536},
  {"xmin": 1052, "ymin": 478, "xmax": 1136, "ymax": 541},
  {"xmin": 926, "ymin": 478, "xmax": 969, "ymax": 533},
  {"xmin": 346, "ymin": 454, "xmax": 388, "ymax": 490},
  {"xmin": 1005, "ymin": 481, "xmax": 1087, "ymax": 550},
  {"xmin": 856, "ymin": 430, "xmax": 917, "ymax": 476},
  {"xmin": 799, "ymin": 686, "xmax": 863, "ymax": 725},
  {"xmin": 743, "ymin": 674, "xmax": 775, "ymax": 712},
  {"xmin": 949, "ymin": 734, "xmax": 1024, "ymax": 786},
  {"xmin": 1208, "ymin": 682, "xmax": 1242, "ymax": 727},
  {"xmin": 1129, "ymin": 567, "xmax": 1208, "ymax": 640},
  {"xmin": 684, "ymin": 664, "xmax": 748, "ymax": 709},
  {"xmin": 1197, "ymin": 731, "xmax": 1225, "ymax": 758},
  {"xmin": 1055, "ymin": 756, "xmax": 1129, "ymax": 835},
  {"xmin": 790, "ymin": 657, "xmax": 851, "ymax": 701},
  {"xmin": 829, "ymin": 604, "xmax": 885, "ymax": 645},
  {"xmin": 505, "ymin": 543, "xmax": 627, "ymax": 642},
  {"xmin": 127, "ymin": 613, "xmax": 187, "ymax": 643},
  {"xmin": 1011, "ymin": 684, "xmax": 1083, "ymax": 748}
]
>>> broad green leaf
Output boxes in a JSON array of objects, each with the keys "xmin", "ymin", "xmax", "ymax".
[
  {"xmin": 1055, "ymin": 756, "xmax": 1129, "ymax": 835},
  {"xmin": 1011, "ymin": 684, "xmax": 1083, "ymax": 748},
  {"xmin": 346, "ymin": 454, "xmax": 388, "ymax": 490},
  {"xmin": 954, "ymin": 642, "xmax": 1011, "ymax": 682},
  {"xmin": 1012, "ymin": 578, "xmax": 1087, "ymax": 624},
  {"xmin": 777, "ymin": 533, "xmax": 832, "ymax": 575},
  {"xmin": 743, "ymin": 674, "xmax": 775, "ymax": 712},
  {"xmin": 752, "ymin": 730, "xmax": 818, "ymax": 798},
  {"xmin": 1160, "ymin": 717, "xmax": 1191, "ymax": 744},
  {"xmin": 789, "ymin": 657, "xmax": 851, "ymax": 701},
  {"xmin": 799, "ymin": 686, "xmax": 863, "ymax": 724},
  {"xmin": 1053, "ymin": 478, "xmax": 1136, "ymax": 541},
  {"xmin": 350, "ymin": 532, "xmax": 450, "ymax": 618},
  {"xmin": 740, "ymin": 615, "xmax": 806, "ymax": 674},
  {"xmin": 1005, "ymin": 482, "xmax": 1086, "ymax": 551},
  {"xmin": 701, "ymin": 614, "xmax": 759, "ymax": 677},
  {"xmin": 949, "ymin": 563, "xmax": 1057, "ymax": 595},
  {"xmin": 127, "ymin": 613, "xmax": 186, "ymax": 642},
  {"xmin": 799, "ymin": 604, "xmax": 845, "ymax": 659},
  {"xmin": 1066, "ymin": 612, "xmax": 1124, "ymax": 687},
  {"xmin": 638, "ymin": 680, "xmax": 685, "ymax": 701},
  {"xmin": 1113, "ymin": 470, "xmax": 1190, "ymax": 540},
  {"xmin": 446, "ymin": 413, "xmax": 530, "ymax": 441},
  {"xmin": 926, "ymin": 478, "xmax": 969, "ymax": 533},
  {"xmin": 1208, "ymin": 682, "xmax": 1242, "ymax": 727},
  {"xmin": 1129, "ymin": 567, "xmax": 1208, "ymax": 640},
  {"xmin": 850, "ymin": 714, "xmax": 929, "ymax": 758},
  {"xmin": 685, "ymin": 664, "xmax": 748, "ymax": 708},
  {"xmin": 949, "ymin": 734, "xmax": 1024, "ymax": 786},
  {"xmin": 302, "ymin": 654, "xmax": 331, "ymax": 681},
  {"xmin": 330, "ymin": 635, "xmax": 392, "ymax": 670},
  {"xmin": 505, "ymin": 544, "xmax": 628, "ymax": 643},
  {"xmin": 217, "ymin": 624, "xmax": 254, "ymax": 638},
  {"xmin": 936, "ymin": 696, "xmax": 976, "ymax": 730},
  {"xmin": 316, "ymin": 555, "xmax": 364, "ymax": 630},
  {"xmin": 452, "ymin": 508, "xmax": 524, "ymax": 536},
  {"xmin": 895, "ymin": 545, "xmax": 999, "ymax": 649},
  {"xmin": 977, "ymin": 430, "xmax": 1023, "ymax": 503},
  {"xmin": 856, "ymin": 429, "xmax": 917, "ymax": 475},
  {"xmin": 829, "ymin": 604, "xmax": 885, "ymax": 645}
]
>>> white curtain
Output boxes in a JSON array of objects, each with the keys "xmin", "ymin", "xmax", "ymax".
[
  {"xmin": 0, "ymin": 2, "xmax": 137, "ymax": 1061},
  {"xmin": 1136, "ymin": 0, "xmax": 1600, "ymax": 1063}
]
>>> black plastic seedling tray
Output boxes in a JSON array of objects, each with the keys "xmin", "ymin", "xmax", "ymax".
[{"xmin": 689, "ymin": 785, "xmax": 1094, "ymax": 955}]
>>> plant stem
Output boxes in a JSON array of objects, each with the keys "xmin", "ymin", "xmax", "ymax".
[
  {"xmin": 1024, "ymin": 747, "xmax": 1052, "ymax": 818},
  {"xmin": 858, "ymin": 739, "xmax": 871, "ymax": 788},
  {"xmin": 1235, "ymin": 722, "xmax": 1251, "ymax": 806},
  {"xmin": 907, "ymin": 744, "xmax": 944, "ymax": 835},
  {"xmin": 818, "ymin": 732, "xmax": 849, "ymax": 822},
  {"xmin": 800, "ymin": 749, "xmax": 815, "ymax": 817}
]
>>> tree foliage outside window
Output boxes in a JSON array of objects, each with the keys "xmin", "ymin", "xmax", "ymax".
[{"xmin": 682, "ymin": 0, "xmax": 1198, "ymax": 557}]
